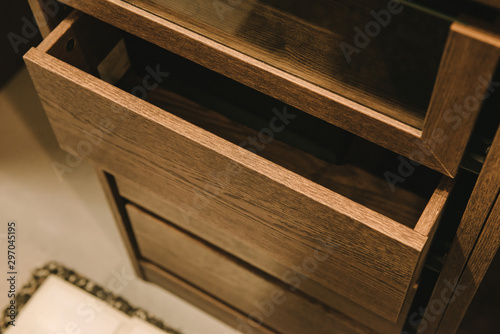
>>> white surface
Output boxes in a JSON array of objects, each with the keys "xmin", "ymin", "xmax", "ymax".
[
  {"xmin": 0, "ymin": 68, "xmax": 239, "ymax": 334},
  {"xmin": 5, "ymin": 276, "xmax": 128, "ymax": 334},
  {"xmin": 4, "ymin": 275, "xmax": 176, "ymax": 334}
]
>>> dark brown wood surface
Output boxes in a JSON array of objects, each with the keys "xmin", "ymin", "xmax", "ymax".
[
  {"xmin": 23, "ymin": 45, "xmax": 418, "ymax": 320},
  {"xmin": 423, "ymin": 22, "xmax": 500, "ymax": 176},
  {"xmin": 128, "ymin": 204, "xmax": 375, "ymax": 334},
  {"xmin": 418, "ymin": 125, "xmax": 500, "ymax": 333},
  {"xmin": 25, "ymin": 7, "xmax": 497, "ymax": 332},
  {"xmin": 436, "ymin": 192, "xmax": 500, "ymax": 333},
  {"xmin": 117, "ymin": 175, "xmax": 417, "ymax": 334},
  {"xmin": 119, "ymin": 71, "xmax": 432, "ymax": 228},
  {"xmin": 141, "ymin": 261, "xmax": 277, "ymax": 334},
  {"xmin": 125, "ymin": 0, "xmax": 449, "ymax": 128},
  {"xmin": 22, "ymin": 19, "xmax": 452, "ymax": 318}
]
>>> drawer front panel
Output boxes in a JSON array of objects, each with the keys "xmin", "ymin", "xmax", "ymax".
[
  {"xmin": 25, "ymin": 48, "xmax": 418, "ymax": 320},
  {"xmin": 140, "ymin": 261, "xmax": 278, "ymax": 334},
  {"xmin": 118, "ymin": 176, "xmax": 415, "ymax": 334},
  {"xmin": 23, "ymin": 12, "xmax": 450, "ymax": 321},
  {"xmin": 127, "ymin": 204, "xmax": 374, "ymax": 334}
]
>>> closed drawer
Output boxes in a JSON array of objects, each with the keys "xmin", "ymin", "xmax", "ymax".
[
  {"xmin": 118, "ymin": 175, "xmax": 419, "ymax": 334},
  {"xmin": 55, "ymin": 0, "xmax": 500, "ymax": 176},
  {"xmin": 127, "ymin": 203, "xmax": 374, "ymax": 334},
  {"xmin": 24, "ymin": 12, "xmax": 453, "ymax": 322}
]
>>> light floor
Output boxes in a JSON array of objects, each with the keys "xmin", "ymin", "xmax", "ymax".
[
  {"xmin": 0, "ymin": 68, "xmax": 238, "ymax": 334},
  {"xmin": 6, "ymin": 276, "xmax": 168, "ymax": 334}
]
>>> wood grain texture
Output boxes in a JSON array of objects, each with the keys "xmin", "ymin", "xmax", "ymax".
[
  {"xmin": 36, "ymin": 10, "xmax": 81, "ymax": 52},
  {"xmin": 436, "ymin": 193, "xmax": 500, "ymax": 333},
  {"xmin": 406, "ymin": 177, "xmax": 456, "ymax": 316},
  {"xmin": 54, "ymin": 0, "xmax": 463, "ymax": 176},
  {"xmin": 417, "ymin": 125, "xmax": 500, "ymax": 333},
  {"xmin": 128, "ymin": 204, "xmax": 375, "ymax": 334},
  {"xmin": 423, "ymin": 22, "xmax": 500, "ymax": 176},
  {"xmin": 53, "ymin": 0, "xmax": 500, "ymax": 177},
  {"xmin": 140, "ymin": 261, "xmax": 277, "ymax": 334},
  {"xmin": 120, "ymin": 71, "xmax": 431, "ymax": 228},
  {"xmin": 23, "ymin": 4, "xmax": 500, "ymax": 332},
  {"xmin": 95, "ymin": 170, "xmax": 143, "ymax": 278},
  {"xmin": 414, "ymin": 177, "xmax": 456, "ymax": 236},
  {"xmin": 117, "ymin": 175, "xmax": 415, "ymax": 334},
  {"xmin": 22, "ymin": 41, "xmax": 446, "ymax": 320},
  {"xmin": 125, "ymin": 0, "xmax": 449, "ymax": 128}
]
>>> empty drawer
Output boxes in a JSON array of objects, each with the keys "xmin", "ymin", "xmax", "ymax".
[{"xmin": 24, "ymin": 12, "xmax": 453, "ymax": 322}]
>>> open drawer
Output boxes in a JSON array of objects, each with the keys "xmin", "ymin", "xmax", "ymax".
[
  {"xmin": 50, "ymin": 0, "xmax": 500, "ymax": 176},
  {"xmin": 24, "ymin": 12, "xmax": 453, "ymax": 322}
]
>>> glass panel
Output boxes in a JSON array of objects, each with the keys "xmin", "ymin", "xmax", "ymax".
[{"xmin": 124, "ymin": 0, "xmax": 453, "ymax": 128}]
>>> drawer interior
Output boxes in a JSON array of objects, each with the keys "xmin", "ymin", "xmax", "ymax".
[
  {"xmin": 44, "ymin": 13, "xmax": 442, "ymax": 229},
  {"xmin": 25, "ymin": 12, "xmax": 455, "ymax": 320},
  {"xmin": 123, "ymin": 0, "xmax": 451, "ymax": 128}
]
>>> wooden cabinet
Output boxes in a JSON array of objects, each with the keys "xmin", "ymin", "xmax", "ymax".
[
  {"xmin": 23, "ymin": 1, "xmax": 500, "ymax": 333},
  {"xmin": 44, "ymin": 0, "xmax": 500, "ymax": 177}
]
